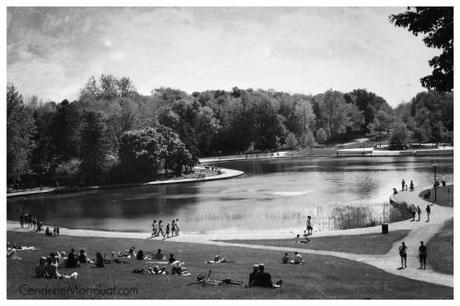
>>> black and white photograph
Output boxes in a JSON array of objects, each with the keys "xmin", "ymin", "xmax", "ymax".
[{"xmin": 4, "ymin": 0, "xmax": 455, "ymax": 300}]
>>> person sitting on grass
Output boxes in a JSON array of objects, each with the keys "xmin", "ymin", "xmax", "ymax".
[
  {"xmin": 35, "ymin": 256, "xmax": 47, "ymax": 278},
  {"xmin": 78, "ymin": 249, "xmax": 89, "ymax": 264},
  {"xmin": 93, "ymin": 252, "xmax": 105, "ymax": 268},
  {"xmin": 44, "ymin": 256, "xmax": 78, "ymax": 279},
  {"xmin": 45, "ymin": 227, "xmax": 52, "ymax": 237},
  {"xmin": 170, "ymin": 260, "xmax": 189, "ymax": 275},
  {"xmin": 168, "ymin": 253, "xmax": 176, "ymax": 264},
  {"xmin": 248, "ymin": 264, "xmax": 259, "ymax": 287},
  {"xmin": 136, "ymin": 250, "xmax": 145, "ymax": 260},
  {"xmin": 291, "ymin": 252, "xmax": 304, "ymax": 264},
  {"xmin": 281, "ymin": 253, "xmax": 289, "ymax": 264},
  {"xmin": 65, "ymin": 252, "xmax": 80, "ymax": 268},
  {"xmin": 249, "ymin": 264, "xmax": 282, "ymax": 288},
  {"xmin": 154, "ymin": 249, "xmax": 165, "ymax": 260}
]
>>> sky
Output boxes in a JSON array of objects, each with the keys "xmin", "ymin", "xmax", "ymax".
[{"xmin": 7, "ymin": 7, "xmax": 440, "ymax": 107}]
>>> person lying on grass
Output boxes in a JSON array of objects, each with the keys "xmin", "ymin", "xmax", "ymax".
[
  {"xmin": 248, "ymin": 264, "xmax": 282, "ymax": 288},
  {"xmin": 7, "ymin": 248, "xmax": 22, "ymax": 260},
  {"xmin": 294, "ymin": 234, "xmax": 310, "ymax": 244},
  {"xmin": 205, "ymin": 255, "xmax": 235, "ymax": 264},
  {"xmin": 148, "ymin": 265, "xmax": 168, "ymax": 275},
  {"xmin": 187, "ymin": 270, "xmax": 245, "ymax": 287}
]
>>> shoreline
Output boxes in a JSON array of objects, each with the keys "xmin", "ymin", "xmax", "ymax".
[
  {"xmin": 7, "ymin": 183, "xmax": 448, "ymax": 244},
  {"xmin": 7, "ymin": 167, "xmax": 244, "ymax": 198}
]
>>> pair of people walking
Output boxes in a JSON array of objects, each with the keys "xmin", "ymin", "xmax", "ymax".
[{"xmin": 398, "ymin": 241, "xmax": 427, "ymax": 270}]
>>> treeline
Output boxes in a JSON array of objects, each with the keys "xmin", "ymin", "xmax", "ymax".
[{"xmin": 7, "ymin": 75, "xmax": 453, "ymax": 186}]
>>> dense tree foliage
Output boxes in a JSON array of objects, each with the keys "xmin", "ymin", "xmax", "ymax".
[
  {"xmin": 7, "ymin": 85, "xmax": 36, "ymax": 184},
  {"xmin": 390, "ymin": 7, "xmax": 453, "ymax": 92},
  {"xmin": 6, "ymin": 74, "xmax": 452, "ymax": 187},
  {"xmin": 394, "ymin": 91, "xmax": 453, "ymax": 144}
]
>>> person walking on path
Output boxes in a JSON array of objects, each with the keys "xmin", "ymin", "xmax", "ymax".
[
  {"xmin": 306, "ymin": 216, "xmax": 313, "ymax": 235},
  {"xmin": 401, "ymin": 179, "xmax": 406, "ymax": 191},
  {"xmin": 158, "ymin": 220, "xmax": 165, "ymax": 238},
  {"xmin": 175, "ymin": 219, "xmax": 180, "ymax": 236},
  {"xmin": 410, "ymin": 204, "xmax": 416, "ymax": 221},
  {"xmin": 426, "ymin": 205, "xmax": 431, "ymax": 222},
  {"xmin": 416, "ymin": 205, "xmax": 422, "ymax": 221},
  {"xmin": 410, "ymin": 180, "xmax": 414, "ymax": 191},
  {"xmin": 419, "ymin": 241, "xmax": 427, "ymax": 270},
  {"xmin": 399, "ymin": 242, "xmax": 408, "ymax": 269}
]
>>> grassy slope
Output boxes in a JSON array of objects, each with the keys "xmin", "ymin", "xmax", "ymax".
[
  {"xmin": 426, "ymin": 218, "xmax": 453, "ymax": 275},
  {"xmin": 219, "ymin": 230, "xmax": 410, "ymax": 255},
  {"xmin": 421, "ymin": 185, "xmax": 453, "ymax": 207},
  {"xmin": 7, "ymin": 231, "xmax": 451, "ymax": 299}
]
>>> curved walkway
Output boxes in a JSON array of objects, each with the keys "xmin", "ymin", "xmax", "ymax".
[
  {"xmin": 7, "ymin": 185, "xmax": 452, "ymax": 287},
  {"xmin": 199, "ymin": 185, "xmax": 453, "ymax": 287}
]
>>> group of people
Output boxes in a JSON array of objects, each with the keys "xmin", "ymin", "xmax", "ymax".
[
  {"xmin": 19, "ymin": 213, "xmax": 61, "ymax": 236},
  {"xmin": 409, "ymin": 203, "xmax": 432, "ymax": 222},
  {"xmin": 19, "ymin": 213, "xmax": 44, "ymax": 232},
  {"xmin": 401, "ymin": 179, "xmax": 415, "ymax": 192},
  {"xmin": 281, "ymin": 252, "xmax": 304, "ymax": 264},
  {"xmin": 34, "ymin": 248, "xmax": 106, "ymax": 279},
  {"xmin": 398, "ymin": 241, "xmax": 428, "ymax": 270},
  {"xmin": 149, "ymin": 219, "xmax": 180, "ymax": 239}
]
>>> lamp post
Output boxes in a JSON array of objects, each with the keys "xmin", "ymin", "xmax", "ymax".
[{"xmin": 433, "ymin": 163, "xmax": 437, "ymax": 202}]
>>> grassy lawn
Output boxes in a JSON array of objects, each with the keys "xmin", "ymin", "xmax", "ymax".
[
  {"xmin": 420, "ymin": 185, "xmax": 453, "ymax": 207},
  {"xmin": 7, "ymin": 231, "xmax": 452, "ymax": 299},
  {"xmin": 427, "ymin": 218, "xmax": 453, "ymax": 275},
  {"xmin": 219, "ymin": 230, "xmax": 410, "ymax": 255}
]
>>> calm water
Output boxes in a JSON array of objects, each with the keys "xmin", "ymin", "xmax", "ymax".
[{"xmin": 7, "ymin": 156, "xmax": 453, "ymax": 234}]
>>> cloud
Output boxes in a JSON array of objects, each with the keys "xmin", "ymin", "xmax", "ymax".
[{"xmin": 7, "ymin": 7, "xmax": 440, "ymax": 106}]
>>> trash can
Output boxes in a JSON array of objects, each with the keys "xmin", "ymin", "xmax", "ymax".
[{"xmin": 382, "ymin": 223, "xmax": 389, "ymax": 234}]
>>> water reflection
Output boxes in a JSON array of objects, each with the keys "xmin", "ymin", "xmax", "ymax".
[{"xmin": 7, "ymin": 156, "xmax": 453, "ymax": 234}]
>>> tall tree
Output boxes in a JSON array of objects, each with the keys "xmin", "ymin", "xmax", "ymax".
[
  {"xmin": 80, "ymin": 111, "xmax": 111, "ymax": 185},
  {"xmin": 50, "ymin": 100, "xmax": 81, "ymax": 161},
  {"xmin": 390, "ymin": 7, "xmax": 453, "ymax": 92},
  {"xmin": 7, "ymin": 85, "xmax": 36, "ymax": 184}
]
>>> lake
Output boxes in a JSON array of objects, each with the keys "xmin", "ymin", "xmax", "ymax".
[{"xmin": 7, "ymin": 156, "xmax": 453, "ymax": 234}]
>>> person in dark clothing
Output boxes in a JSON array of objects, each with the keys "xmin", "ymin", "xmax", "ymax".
[
  {"xmin": 401, "ymin": 179, "xmax": 405, "ymax": 191},
  {"xmin": 426, "ymin": 205, "xmax": 431, "ymax": 222},
  {"xmin": 94, "ymin": 252, "xmax": 104, "ymax": 268},
  {"xmin": 78, "ymin": 249, "xmax": 88, "ymax": 263},
  {"xmin": 248, "ymin": 264, "xmax": 259, "ymax": 287},
  {"xmin": 254, "ymin": 264, "xmax": 273, "ymax": 287},
  {"xmin": 168, "ymin": 253, "xmax": 176, "ymax": 264},
  {"xmin": 65, "ymin": 252, "xmax": 80, "ymax": 268},
  {"xmin": 410, "ymin": 180, "xmax": 414, "ymax": 191},
  {"xmin": 419, "ymin": 241, "xmax": 427, "ymax": 270},
  {"xmin": 399, "ymin": 242, "xmax": 408, "ymax": 269}
]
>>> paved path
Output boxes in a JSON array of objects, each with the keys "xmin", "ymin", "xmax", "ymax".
[
  {"xmin": 7, "ymin": 185, "xmax": 453, "ymax": 287},
  {"xmin": 177, "ymin": 185, "xmax": 453, "ymax": 287}
]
